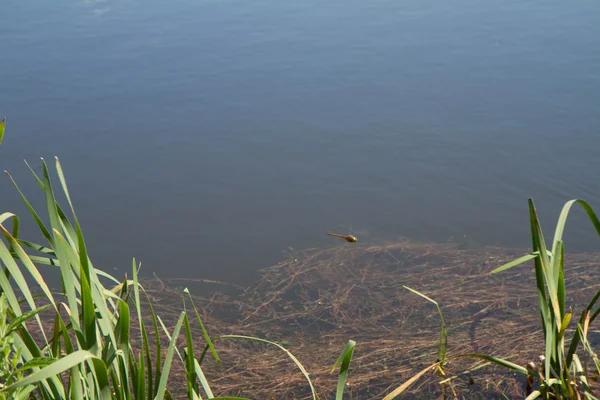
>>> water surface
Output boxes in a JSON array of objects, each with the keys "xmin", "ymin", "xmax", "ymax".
[{"xmin": 1, "ymin": 0, "xmax": 599, "ymax": 283}]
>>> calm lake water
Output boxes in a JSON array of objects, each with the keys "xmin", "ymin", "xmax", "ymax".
[{"xmin": 1, "ymin": 0, "xmax": 599, "ymax": 284}]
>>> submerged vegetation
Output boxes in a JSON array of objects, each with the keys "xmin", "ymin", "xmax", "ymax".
[{"xmin": 0, "ymin": 154, "xmax": 600, "ymax": 399}]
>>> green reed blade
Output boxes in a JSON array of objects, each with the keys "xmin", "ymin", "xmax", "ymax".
[
  {"xmin": 145, "ymin": 292, "xmax": 163, "ymax": 395},
  {"xmin": 13, "ymin": 322, "xmax": 65, "ymax": 399},
  {"xmin": 6, "ymin": 303, "xmax": 52, "ymax": 334},
  {"xmin": 382, "ymin": 362, "xmax": 440, "ymax": 400},
  {"xmin": 492, "ymin": 252, "xmax": 539, "ymax": 274},
  {"xmin": 3, "ymin": 350, "xmax": 105, "ymax": 392},
  {"xmin": 4, "ymin": 232, "xmax": 57, "ymax": 309},
  {"xmin": 552, "ymin": 199, "xmax": 600, "ymax": 256},
  {"xmin": 213, "ymin": 334, "xmax": 319, "ymax": 400},
  {"xmin": 0, "ymin": 212, "xmax": 16, "ymax": 226},
  {"xmin": 15, "ymin": 239, "xmax": 56, "ymax": 255},
  {"xmin": 116, "ymin": 352, "xmax": 132, "ymax": 400},
  {"xmin": 51, "ymin": 229, "xmax": 82, "ymax": 330},
  {"xmin": 572, "ymin": 353, "xmax": 595, "ymax": 399},
  {"xmin": 528, "ymin": 199, "xmax": 551, "ymax": 271},
  {"xmin": 2, "ymin": 222, "xmax": 56, "ymax": 300},
  {"xmin": 0, "ymin": 227, "xmax": 50, "ymax": 343},
  {"xmin": 155, "ymin": 312, "xmax": 186, "ymax": 400},
  {"xmin": 183, "ymin": 314, "xmax": 201, "ymax": 400},
  {"xmin": 13, "ymin": 357, "xmax": 57, "ymax": 375},
  {"xmin": 55, "ymin": 157, "xmax": 92, "ymax": 283},
  {"xmin": 22, "ymin": 160, "xmax": 80, "ymax": 252},
  {"xmin": 90, "ymin": 357, "xmax": 112, "ymax": 399},
  {"xmin": 525, "ymin": 390, "xmax": 542, "ymax": 400},
  {"xmin": 183, "ymin": 288, "xmax": 220, "ymax": 365},
  {"xmin": 40, "ymin": 159, "xmax": 62, "ymax": 241},
  {"xmin": 194, "ymin": 358, "xmax": 214, "ymax": 399},
  {"xmin": 527, "ymin": 199, "xmax": 555, "ymax": 381},
  {"xmin": 132, "ymin": 259, "xmax": 155, "ymax": 399},
  {"xmin": 53, "ymin": 211, "xmax": 119, "ymax": 354},
  {"xmin": 50, "ymin": 307, "xmax": 63, "ymax": 359},
  {"xmin": 404, "ymin": 286, "xmax": 447, "ymax": 361},
  {"xmin": 558, "ymin": 308, "xmax": 572, "ymax": 342},
  {"xmin": 0, "ymin": 245, "xmax": 25, "ymax": 317},
  {"xmin": 207, "ymin": 397, "xmax": 253, "ymax": 400},
  {"xmin": 555, "ymin": 240, "xmax": 565, "ymax": 319},
  {"xmin": 331, "ymin": 340, "xmax": 355, "ymax": 400},
  {"xmin": 108, "ymin": 368, "xmax": 122, "ymax": 400},
  {"xmin": 55, "ymin": 158, "xmax": 119, "ymax": 345},
  {"xmin": 135, "ymin": 351, "xmax": 146, "ymax": 400},
  {"xmin": 115, "ymin": 299, "xmax": 131, "ymax": 356},
  {"xmin": 455, "ymin": 353, "xmax": 528, "ymax": 375},
  {"xmin": 4, "ymin": 172, "xmax": 52, "ymax": 244},
  {"xmin": 0, "ymin": 116, "xmax": 5, "ymax": 144}
]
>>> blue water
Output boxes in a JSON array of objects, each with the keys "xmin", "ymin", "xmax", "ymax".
[{"xmin": 1, "ymin": 0, "xmax": 599, "ymax": 283}]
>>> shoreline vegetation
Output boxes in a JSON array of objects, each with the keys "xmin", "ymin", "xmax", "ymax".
[{"xmin": 1, "ymin": 157, "xmax": 600, "ymax": 399}]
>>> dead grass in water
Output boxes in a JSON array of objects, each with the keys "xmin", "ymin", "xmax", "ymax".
[{"xmin": 142, "ymin": 240, "xmax": 600, "ymax": 399}]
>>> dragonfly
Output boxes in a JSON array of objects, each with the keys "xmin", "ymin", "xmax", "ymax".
[
  {"xmin": 327, "ymin": 232, "xmax": 358, "ymax": 243},
  {"xmin": 327, "ymin": 224, "xmax": 360, "ymax": 243}
]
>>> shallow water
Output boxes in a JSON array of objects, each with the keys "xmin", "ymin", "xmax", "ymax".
[
  {"xmin": 1, "ymin": 0, "xmax": 600, "ymax": 283},
  {"xmin": 148, "ymin": 242, "xmax": 600, "ymax": 398}
]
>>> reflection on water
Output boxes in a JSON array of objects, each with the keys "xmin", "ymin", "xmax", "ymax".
[{"xmin": 1, "ymin": 0, "xmax": 599, "ymax": 283}]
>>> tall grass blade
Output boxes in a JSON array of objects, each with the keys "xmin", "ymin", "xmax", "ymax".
[
  {"xmin": 555, "ymin": 241, "xmax": 565, "ymax": 317},
  {"xmin": 40, "ymin": 159, "xmax": 62, "ymax": 242},
  {"xmin": 183, "ymin": 314, "xmax": 201, "ymax": 400},
  {"xmin": 53, "ymin": 158, "xmax": 120, "ymax": 349},
  {"xmin": 80, "ymin": 268, "xmax": 97, "ymax": 351},
  {"xmin": 492, "ymin": 252, "xmax": 539, "ymax": 274},
  {"xmin": 115, "ymin": 299, "xmax": 131, "ymax": 363},
  {"xmin": 207, "ymin": 397, "xmax": 252, "ymax": 400},
  {"xmin": 12, "ymin": 327, "xmax": 65, "ymax": 399},
  {"xmin": 154, "ymin": 312, "xmax": 186, "ymax": 400},
  {"xmin": 183, "ymin": 288, "xmax": 220, "ymax": 365},
  {"xmin": 135, "ymin": 351, "xmax": 146, "ymax": 400},
  {"xmin": 0, "ymin": 116, "xmax": 5, "ymax": 144},
  {"xmin": 0, "ymin": 210, "xmax": 20, "ymax": 255},
  {"xmin": 527, "ymin": 199, "xmax": 555, "ymax": 382},
  {"xmin": 55, "ymin": 157, "xmax": 92, "ymax": 282},
  {"xmin": 2, "ymin": 350, "xmax": 105, "ymax": 392},
  {"xmin": 552, "ymin": 199, "xmax": 600, "ymax": 256},
  {"xmin": 403, "ymin": 286, "xmax": 447, "ymax": 361},
  {"xmin": 212, "ymin": 335, "xmax": 319, "ymax": 400},
  {"xmin": 194, "ymin": 358, "xmax": 214, "ymax": 399},
  {"xmin": 382, "ymin": 362, "xmax": 440, "ymax": 400},
  {"xmin": 144, "ymin": 292, "xmax": 163, "ymax": 395},
  {"xmin": 572, "ymin": 353, "xmax": 594, "ymax": 398},
  {"xmin": 4, "ymin": 172, "xmax": 52, "ymax": 243},
  {"xmin": 525, "ymin": 390, "xmax": 542, "ymax": 400},
  {"xmin": 15, "ymin": 239, "xmax": 55, "ymax": 254},
  {"xmin": 0, "ymin": 242, "xmax": 26, "ymax": 317},
  {"xmin": 557, "ymin": 308, "xmax": 572, "ymax": 342},
  {"xmin": 6, "ymin": 303, "xmax": 53, "ymax": 334},
  {"xmin": 454, "ymin": 353, "xmax": 529, "ymax": 375},
  {"xmin": 132, "ymin": 259, "xmax": 155, "ymax": 399},
  {"xmin": 0, "ymin": 226, "xmax": 51, "ymax": 342},
  {"xmin": 3, "ymin": 230, "xmax": 58, "ymax": 311},
  {"xmin": 52, "ymin": 229, "xmax": 82, "ymax": 331},
  {"xmin": 331, "ymin": 340, "xmax": 355, "ymax": 400}
]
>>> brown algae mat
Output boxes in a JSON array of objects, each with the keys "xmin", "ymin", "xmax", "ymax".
[{"xmin": 141, "ymin": 240, "xmax": 600, "ymax": 399}]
